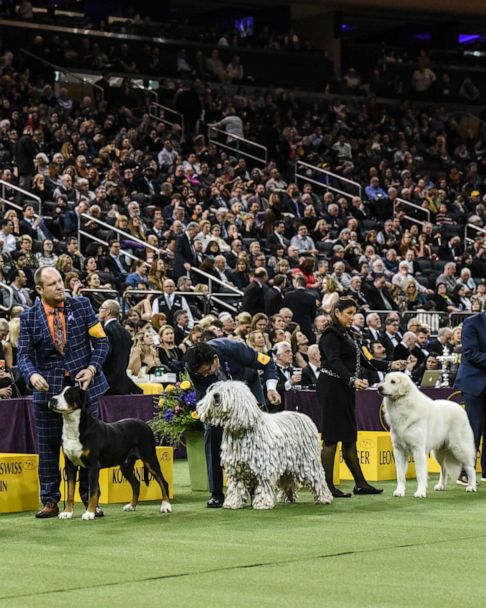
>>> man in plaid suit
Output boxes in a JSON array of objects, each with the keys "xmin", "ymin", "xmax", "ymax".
[{"xmin": 18, "ymin": 267, "xmax": 109, "ymax": 518}]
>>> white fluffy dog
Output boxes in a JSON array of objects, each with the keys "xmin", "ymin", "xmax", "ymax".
[
  {"xmin": 196, "ymin": 380, "xmax": 333, "ymax": 509},
  {"xmin": 378, "ymin": 372, "xmax": 477, "ymax": 498}
]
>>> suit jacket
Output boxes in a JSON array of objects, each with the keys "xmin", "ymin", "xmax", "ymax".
[
  {"xmin": 174, "ymin": 233, "xmax": 196, "ymax": 278},
  {"xmin": 103, "ymin": 320, "xmax": 140, "ymax": 395},
  {"xmin": 380, "ymin": 331, "xmax": 402, "ymax": 359},
  {"xmin": 427, "ymin": 339, "xmax": 446, "ymax": 355},
  {"xmin": 284, "ymin": 288, "xmax": 317, "ymax": 342},
  {"xmin": 364, "ymin": 284, "xmax": 397, "ymax": 311},
  {"xmin": 393, "ymin": 342, "xmax": 412, "ymax": 361},
  {"xmin": 266, "ymin": 232, "xmax": 290, "ymax": 252},
  {"xmin": 18, "ymin": 296, "xmax": 109, "ymax": 405},
  {"xmin": 264, "ymin": 286, "xmax": 285, "ymax": 317},
  {"xmin": 302, "ymin": 364, "xmax": 319, "ymax": 388},
  {"xmin": 187, "ymin": 338, "xmax": 277, "ymax": 404},
  {"xmin": 454, "ymin": 314, "xmax": 486, "ymax": 397},
  {"xmin": 104, "ymin": 254, "xmax": 130, "ymax": 276},
  {"xmin": 241, "ymin": 281, "xmax": 267, "ymax": 315}
]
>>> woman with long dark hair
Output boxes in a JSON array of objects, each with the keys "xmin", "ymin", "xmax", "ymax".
[{"xmin": 317, "ymin": 296, "xmax": 406, "ymax": 498}]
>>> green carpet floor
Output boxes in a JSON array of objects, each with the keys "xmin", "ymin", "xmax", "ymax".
[{"xmin": 1, "ymin": 461, "xmax": 486, "ymax": 607}]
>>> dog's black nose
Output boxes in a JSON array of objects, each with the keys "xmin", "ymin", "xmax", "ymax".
[
  {"xmin": 377, "ymin": 386, "xmax": 383, "ymax": 395},
  {"xmin": 48, "ymin": 398, "xmax": 56, "ymax": 410}
]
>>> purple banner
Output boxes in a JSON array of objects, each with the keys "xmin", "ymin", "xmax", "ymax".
[
  {"xmin": 284, "ymin": 388, "xmax": 464, "ymax": 431},
  {"xmin": 0, "ymin": 395, "xmax": 157, "ymax": 454}
]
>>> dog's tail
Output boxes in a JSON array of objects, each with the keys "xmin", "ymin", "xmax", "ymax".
[{"xmin": 143, "ymin": 465, "xmax": 150, "ymax": 486}]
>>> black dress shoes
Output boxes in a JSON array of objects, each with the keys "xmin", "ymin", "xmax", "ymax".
[
  {"xmin": 331, "ymin": 488, "xmax": 352, "ymax": 498},
  {"xmin": 94, "ymin": 506, "xmax": 104, "ymax": 517},
  {"xmin": 35, "ymin": 501, "xmax": 59, "ymax": 518},
  {"xmin": 207, "ymin": 495, "xmax": 224, "ymax": 508},
  {"xmin": 353, "ymin": 485, "xmax": 384, "ymax": 495}
]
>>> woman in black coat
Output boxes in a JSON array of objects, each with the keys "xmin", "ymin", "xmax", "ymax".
[{"xmin": 317, "ymin": 296, "xmax": 406, "ymax": 498}]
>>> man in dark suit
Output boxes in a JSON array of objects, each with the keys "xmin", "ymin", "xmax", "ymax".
[
  {"xmin": 184, "ymin": 339, "xmax": 280, "ymax": 508},
  {"xmin": 241, "ymin": 268, "xmax": 268, "ymax": 315},
  {"xmin": 98, "ymin": 299, "xmax": 142, "ymax": 395},
  {"xmin": 412, "ymin": 326, "xmax": 431, "ymax": 365},
  {"xmin": 18, "ymin": 267, "xmax": 109, "ymax": 518},
  {"xmin": 301, "ymin": 344, "xmax": 321, "ymax": 388},
  {"xmin": 364, "ymin": 274, "xmax": 397, "ymax": 311},
  {"xmin": 393, "ymin": 331, "xmax": 417, "ymax": 361},
  {"xmin": 284, "ymin": 274, "xmax": 318, "ymax": 342},
  {"xmin": 174, "ymin": 222, "xmax": 199, "ymax": 278},
  {"xmin": 264, "ymin": 274, "xmax": 286, "ymax": 316},
  {"xmin": 455, "ymin": 313, "xmax": 486, "ymax": 478},
  {"xmin": 103, "ymin": 240, "xmax": 130, "ymax": 278},
  {"xmin": 362, "ymin": 341, "xmax": 388, "ymax": 386},
  {"xmin": 380, "ymin": 316, "xmax": 403, "ymax": 359},
  {"xmin": 266, "ymin": 221, "xmax": 289, "ymax": 252},
  {"xmin": 427, "ymin": 327, "xmax": 453, "ymax": 356}
]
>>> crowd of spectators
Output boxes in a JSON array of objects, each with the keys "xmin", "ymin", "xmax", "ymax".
[{"xmin": 0, "ymin": 33, "xmax": 484, "ymax": 397}]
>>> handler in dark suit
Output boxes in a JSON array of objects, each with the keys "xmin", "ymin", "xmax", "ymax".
[
  {"xmin": 98, "ymin": 299, "xmax": 142, "ymax": 395},
  {"xmin": 317, "ymin": 296, "xmax": 406, "ymax": 498},
  {"xmin": 184, "ymin": 339, "xmax": 280, "ymax": 508},
  {"xmin": 18, "ymin": 267, "xmax": 109, "ymax": 518},
  {"xmin": 455, "ymin": 313, "xmax": 486, "ymax": 477}
]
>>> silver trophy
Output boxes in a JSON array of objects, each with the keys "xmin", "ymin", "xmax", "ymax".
[{"xmin": 436, "ymin": 346, "xmax": 459, "ymax": 388}]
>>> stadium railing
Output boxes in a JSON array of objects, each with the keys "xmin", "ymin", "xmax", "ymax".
[
  {"xmin": 207, "ymin": 126, "xmax": 267, "ymax": 167},
  {"xmin": 394, "ymin": 198, "xmax": 430, "ymax": 228},
  {"xmin": 0, "ymin": 180, "xmax": 42, "ymax": 218},
  {"xmin": 149, "ymin": 101, "xmax": 185, "ymax": 138},
  {"xmin": 0, "ymin": 281, "xmax": 13, "ymax": 312},
  {"xmin": 464, "ymin": 223, "xmax": 486, "ymax": 246},
  {"xmin": 294, "ymin": 160, "xmax": 362, "ymax": 201}
]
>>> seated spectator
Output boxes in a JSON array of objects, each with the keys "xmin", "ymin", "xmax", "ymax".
[
  {"xmin": 430, "ymin": 282, "xmax": 459, "ymax": 313},
  {"xmin": 35, "ymin": 239, "xmax": 58, "ymax": 267},
  {"xmin": 291, "ymin": 329, "xmax": 309, "ymax": 368},
  {"xmin": 158, "ymin": 325, "xmax": 183, "ymax": 370},
  {"xmin": 128, "ymin": 329, "xmax": 161, "ymax": 377},
  {"xmin": 246, "ymin": 330, "xmax": 270, "ymax": 354}
]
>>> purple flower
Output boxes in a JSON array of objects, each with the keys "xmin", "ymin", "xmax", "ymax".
[
  {"xmin": 67, "ymin": 312, "xmax": 75, "ymax": 322},
  {"xmin": 163, "ymin": 409, "xmax": 174, "ymax": 422},
  {"xmin": 185, "ymin": 391, "xmax": 197, "ymax": 406}
]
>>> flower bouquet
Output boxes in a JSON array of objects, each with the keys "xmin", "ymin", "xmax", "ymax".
[{"xmin": 151, "ymin": 377, "xmax": 203, "ymax": 445}]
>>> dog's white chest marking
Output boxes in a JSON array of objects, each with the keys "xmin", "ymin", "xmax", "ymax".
[{"xmin": 62, "ymin": 410, "xmax": 86, "ymax": 467}]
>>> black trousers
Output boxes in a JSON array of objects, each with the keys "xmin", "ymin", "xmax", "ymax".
[
  {"xmin": 464, "ymin": 388, "xmax": 486, "ymax": 475},
  {"xmin": 204, "ymin": 424, "xmax": 224, "ymax": 497}
]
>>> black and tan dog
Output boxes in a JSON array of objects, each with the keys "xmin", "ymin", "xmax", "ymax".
[{"xmin": 49, "ymin": 386, "xmax": 172, "ymax": 520}]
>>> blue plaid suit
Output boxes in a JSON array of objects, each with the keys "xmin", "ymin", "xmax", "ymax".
[{"xmin": 18, "ymin": 296, "xmax": 109, "ymax": 505}]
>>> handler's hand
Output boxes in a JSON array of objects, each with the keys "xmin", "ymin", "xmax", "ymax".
[
  {"xmin": 390, "ymin": 360, "xmax": 407, "ymax": 371},
  {"xmin": 354, "ymin": 379, "xmax": 369, "ymax": 391},
  {"xmin": 30, "ymin": 373, "xmax": 49, "ymax": 392},
  {"xmin": 75, "ymin": 368, "xmax": 94, "ymax": 391},
  {"xmin": 267, "ymin": 389, "xmax": 281, "ymax": 406}
]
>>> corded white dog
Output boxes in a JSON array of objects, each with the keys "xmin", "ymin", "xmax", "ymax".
[
  {"xmin": 196, "ymin": 380, "xmax": 333, "ymax": 509},
  {"xmin": 378, "ymin": 372, "xmax": 477, "ymax": 498}
]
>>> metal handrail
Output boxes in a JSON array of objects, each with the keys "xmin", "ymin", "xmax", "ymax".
[
  {"xmin": 129, "ymin": 80, "xmax": 158, "ymax": 103},
  {"xmin": 295, "ymin": 160, "xmax": 362, "ymax": 200},
  {"xmin": 78, "ymin": 288, "xmax": 119, "ymax": 297},
  {"xmin": 79, "ymin": 213, "xmax": 159, "ymax": 254},
  {"xmin": 0, "ymin": 281, "xmax": 13, "ymax": 312},
  {"xmin": 464, "ymin": 223, "xmax": 486, "ymax": 244},
  {"xmin": 20, "ymin": 48, "xmax": 104, "ymax": 101},
  {"xmin": 208, "ymin": 125, "xmax": 267, "ymax": 166},
  {"xmin": 149, "ymin": 102, "xmax": 185, "ymax": 136},
  {"xmin": 120, "ymin": 288, "xmax": 238, "ymax": 314},
  {"xmin": 394, "ymin": 197, "xmax": 430, "ymax": 227},
  {"xmin": 0, "ymin": 179, "xmax": 42, "ymax": 217},
  {"xmin": 77, "ymin": 229, "xmax": 151, "ymax": 269},
  {"xmin": 189, "ymin": 266, "xmax": 243, "ymax": 296}
]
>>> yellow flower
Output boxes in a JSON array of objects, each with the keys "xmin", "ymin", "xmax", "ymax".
[
  {"xmin": 191, "ymin": 411, "xmax": 199, "ymax": 420},
  {"xmin": 180, "ymin": 380, "xmax": 192, "ymax": 390},
  {"xmin": 165, "ymin": 384, "xmax": 176, "ymax": 393},
  {"xmin": 158, "ymin": 397, "xmax": 165, "ymax": 407}
]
